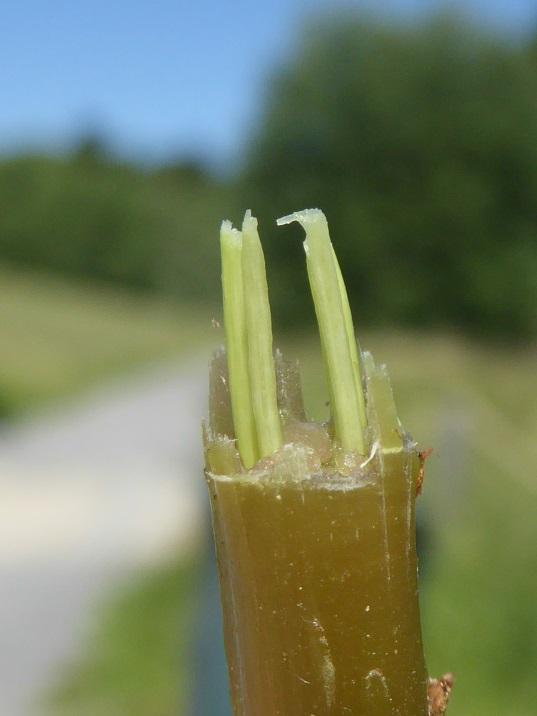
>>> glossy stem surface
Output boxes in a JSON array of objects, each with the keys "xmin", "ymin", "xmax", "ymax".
[{"xmin": 207, "ymin": 451, "xmax": 428, "ymax": 716}]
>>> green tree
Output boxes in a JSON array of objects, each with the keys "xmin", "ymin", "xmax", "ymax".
[
  {"xmin": 0, "ymin": 149, "xmax": 231, "ymax": 305},
  {"xmin": 242, "ymin": 15, "xmax": 537, "ymax": 338}
]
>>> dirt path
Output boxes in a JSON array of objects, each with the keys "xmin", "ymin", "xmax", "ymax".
[{"xmin": 0, "ymin": 359, "xmax": 207, "ymax": 715}]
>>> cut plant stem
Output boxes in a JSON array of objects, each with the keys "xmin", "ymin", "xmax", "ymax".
[
  {"xmin": 206, "ymin": 208, "xmax": 437, "ymax": 716},
  {"xmin": 207, "ymin": 448, "xmax": 428, "ymax": 716},
  {"xmin": 242, "ymin": 210, "xmax": 282, "ymax": 459},
  {"xmin": 220, "ymin": 221, "xmax": 257, "ymax": 469},
  {"xmin": 277, "ymin": 209, "xmax": 366, "ymax": 455}
]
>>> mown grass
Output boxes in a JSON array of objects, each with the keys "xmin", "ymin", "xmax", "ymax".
[
  {"xmin": 0, "ymin": 264, "xmax": 215, "ymax": 415},
  {"xmin": 47, "ymin": 558, "xmax": 199, "ymax": 716},
  {"xmin": 2, "ymin": 267, "xmax": 535, "ymax": 715}
]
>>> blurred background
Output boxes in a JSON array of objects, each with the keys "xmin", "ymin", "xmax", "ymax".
[{"xmin": 1, "ymin": 1, "xmax": 536, "ymax": 714}]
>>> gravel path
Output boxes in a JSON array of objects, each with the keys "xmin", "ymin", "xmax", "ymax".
[{"xmin": 0, "ymin": 360, "xmax": 207, "ymax": 715}]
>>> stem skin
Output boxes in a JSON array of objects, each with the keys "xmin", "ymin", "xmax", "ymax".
[
  {"xmin": 220, "ymin": 221, "xmax": 258, "ymax": 469},
  {"xmin": 241, "ymin": 211, "xmax": 282, "ymax": 459},
  {"xmin": 278, "ymin": 210, "xmax": 365, "ymax": 455},
  {"xmin": 207, "ymin": 451, "xmax": 428, "ymax": 716}
]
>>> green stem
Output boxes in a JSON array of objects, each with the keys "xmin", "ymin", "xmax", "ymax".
[
  {"xmin": 332, "ymin": 246, "xmax": 368, "ymax": 434},
  {"xmin": 220, "ymin": 221, "xmax": 258, "ymax": 469},
  {"xmin": 242, "ymin": 211, "xmax": 282, "ymax": 459},
  {"xmin": 277, "ymin": 209, "xmax": 366, "ymax": 454}
]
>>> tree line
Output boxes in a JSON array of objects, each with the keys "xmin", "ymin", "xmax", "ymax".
[{"xmin": 1, "ymin": 15, "xmax": 536, "ymax": 338}]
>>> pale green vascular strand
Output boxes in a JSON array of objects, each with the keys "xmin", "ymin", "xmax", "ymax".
[
  {"xmin": 277, "ymin": 210, "xmax": 366, "ymax": 455},
  {"xmin": 363, "ymin": 351, "xmax": 404, "ymax": 452},
  {"xmin": 332, "ymin": 246, "xmax": 368, "ymax": 434},
  {"xmin": 220, "ymin": 221, "xmax": 258, "ymax": 469},
  {"xmin": 241, "ymin": 211, "xmax": 282, "ymax": 458}
]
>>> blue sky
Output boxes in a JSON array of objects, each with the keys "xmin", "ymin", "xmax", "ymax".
[{"xmin": 1, "ymin": 0, "xmax": 535, "ymax": 168}]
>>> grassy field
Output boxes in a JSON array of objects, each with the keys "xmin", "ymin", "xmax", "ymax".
[
  {"xmin": 48, "ymin": 559, "xmax": 199, "ymax": 716},
  {"xmin": 0, "ymin": 264, "xmax": 214, "ymax": 415},
  {"xmin": 2, "ymin": 266, "xmax": 536, "ymax": 715}
]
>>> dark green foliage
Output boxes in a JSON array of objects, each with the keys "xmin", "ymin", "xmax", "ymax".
[
  {"xmin": 241, "ymin": 16, "xmax": 537, "ymax": 338},
  {"xmin": 0, "ymin": 151, "xmax": 231, "ymax": 305}
]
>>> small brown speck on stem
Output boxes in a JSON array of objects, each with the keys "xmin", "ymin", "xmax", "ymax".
[
  {"xmin": 428, "ymin": 672, "xmax": 454, "ymax": 715},
  {"xmin": 417, "ymin": 447, "xmax": 433, "ymax": 496}
]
